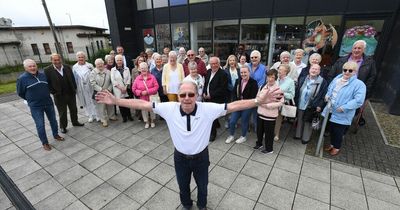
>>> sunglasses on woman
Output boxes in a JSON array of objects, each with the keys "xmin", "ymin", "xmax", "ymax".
[
  {"xmin": 179, "ymin": 92, "xmax": 196, "ymax": 98},
  {"xmin": 343, "ymin": 69, "xmax": 354, "ymax": 73}
]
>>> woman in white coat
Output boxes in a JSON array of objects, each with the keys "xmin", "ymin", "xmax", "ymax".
[
  {"xmin": 111, "ymin": 54, "xmax": 133, "ymax": 122},
  {"xmin": 72, "ymin": 51, "xmax": 97, "ymax": 122}
]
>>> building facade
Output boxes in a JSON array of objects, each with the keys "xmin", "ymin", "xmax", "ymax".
[
  {"xmin": 105, "ymin": 0, "xmax": 400, "ymax": 114},
  {"xmin": 0, "ymin": 25, "xmax": 109, "ymax": 66}
]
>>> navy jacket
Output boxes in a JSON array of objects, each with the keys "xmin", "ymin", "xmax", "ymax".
[{"xmin": 16, "ymin": 71, "xmax": 54, "ymax": 107}]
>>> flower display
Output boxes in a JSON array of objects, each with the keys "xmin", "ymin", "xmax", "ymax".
[{"xmin": 339, "ymin": 25, "xmax": 378, "ymax": 57}]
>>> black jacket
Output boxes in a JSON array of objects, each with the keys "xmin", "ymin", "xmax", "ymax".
[
  {"xmin": 204, "ymin": 68, "xmax": 228, "ymax": 103},
  {"xmin": 44, "ymin": 64, "xmax": 77, "ymax": 96},
  {"xmin": 294, "ymin": 74, "xmax": 328, "ymax": 109},
  {"xmin": 232, "ymin": 77, "xmax": 258, "ymax": 101}
]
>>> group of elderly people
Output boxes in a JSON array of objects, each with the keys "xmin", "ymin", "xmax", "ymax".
[{"xmin": 25, "ymin": 39, "xmax": 373, "ymax": 155}]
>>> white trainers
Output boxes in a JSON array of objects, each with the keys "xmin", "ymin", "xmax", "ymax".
[
  {"xmin": 274, "ymin": 136, "xmax": 279, "ymax": 141},
  {"xmin": 225, "ymin": 135, "xmax": 234, "ymax": 144},
  {"xmin": 88, "ymin": 117, "xmax": 94, "ymax": 123},
  {"xmin": 145, "ymin": 123, "xmax": 150, "ymax": 129},
  {"xmin": 235, "ymin": 136, "xmax": 247, "ymax": 144},
  {"xmin": 150, "ymin": 122, "xmax": 155, "ymax": 128}
]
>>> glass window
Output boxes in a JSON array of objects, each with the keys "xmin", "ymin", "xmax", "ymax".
[
  {"xmin": 66, "ymin": 42, "xmax": 74, "ymax": 53},
  {"xmin": 171, "ymin": 22, "xmax": 189, "ymax": 51},
  {"xmin": 240, "ymin": 18, "xmax": 270, "ymax": 62},
  {"xmin": 137, "ymin": 0, "xmax": 152, "ymax": 10},
  {"xmin": 156, "ymin": 24, "xmax": 171, "ymax": 53},
  {"xmin": 43, "ymin": 43, "xmax": 51, "ymax": 54},
  {"xmin": 190, "ymin": 21, "xmax": 212, "ymax": 54},
  {"xmin": 273, "ymin": 17, "xmax": 304, "ymax": 63},
  {"xmin": 143, "ymin": 28, "xmax": 156, "ymax": 51},
  {"xmin": 214, "ymin": 19, "xmax": 239, "ymax": 62},
  {"xmin": 31, "ymin": 44, "xmax": 39, "ymax": 55},
  {"xmin": 340, "ymin": 19, "xmax": 384, "ymax": 57},
  {"xmin": 154, "ymin": 0, "xmax": 168, "ymax": 8},
  {"xmin": 189, "ymin": 0, "xmax": 210, "ymax": 3},
  {"xmin": 170, "ymin": 0, "xmax": 187, "ymax": 6},
  {"xmin": 304, "ymin": 16, "xmax": 342, "ymax": 66}
]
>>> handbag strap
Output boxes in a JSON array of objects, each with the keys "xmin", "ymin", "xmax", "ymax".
[
  {"xmin": 99, "ymin": 73, "xmax": 106, "ymax": 88},
  {"xmin": 142, "ymin": 78, "xmax": 149, "ymax": 92}
]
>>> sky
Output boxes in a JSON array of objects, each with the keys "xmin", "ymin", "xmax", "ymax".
[{"xmin": 0, "ymin": 0, "xmax": 109, "ymax": 29}]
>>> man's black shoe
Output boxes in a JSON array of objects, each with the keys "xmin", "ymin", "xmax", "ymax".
[
  {"xmin": 209, "ymin": 134, "xmax": 216, "ymax": 142},
  {"xmin": 72, "ymin": 122, "xmax": 84, "ymax": 126},
  {"xmin": 60, "ymin": 128, "xmax": 68, "ymax": 133},
  {"xmin": 301, "ymin": 140, "xmax": 309, "ymax": 144},
  {"xmin": 128, "ymin": 116, "xmax": 134, "ymax": 121},
  {"xmin": 253, "ymin": 145, "xmax": 263, "ymax": 149},
  {"xmin": 358, "ymin": 118, "xmax": 366, "ymax": 126},
  {"xmin": 123, "ymin": 118, "xmax": 127, "ymax": 123}
]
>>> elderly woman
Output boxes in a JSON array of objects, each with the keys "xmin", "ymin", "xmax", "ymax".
[
  {"xmin": 290, "ymin": 49, "xmax": 307, "ymax": 76},
  {"xmin": 225, "ymin": 65, "xmax": 258, "ymax": 144},
  {"xmin": 162, "ymin": 51, "xmax": 185, "ymax": 102},
  {"xmin": 274, "ymin": 64, "xmax": 295, "ymax": 141},
  {"xmin": 254, "ymin": 69, "xmax": 284, "ymax": 153},
  {"xmin": 151, "ymin": 54, "xmax": 168, "ymax": 102},
  {"xmin": 72, "ymin": 51, "xmax": 97, "ymax": 122},
  {"xmin": 294, "ymin": 64, "xmax": 328, "ymax": 144},
  {"xmin": 177, "ymin": 47, "xmax": 187, "ymax": 64},
  {"xmin": 105, "ymin": 55, "xmax": 115, "ymax": 70},
  {"xmin": 132, "ymin": 62, "xmax": 159, "ymax": 128},
  {"xmin": 323, "ymin": 61, "xmax": 366, "ymax": 155},
  {"xmin": 111, "ymin": 54, "xmax": 133, "ymax": 122},
  {"xmin": 298, "ymin": 53, "xmax": 322, "ymax": 79},
  {"xmin": 271, "ymin": 51, "xmax": 298, "ymax": 82},
  {"xmin": 238, "ymin": 55, "xmax": 248, "ymax": 69},
  {"xmin": 183, "ymin": 61, "xmax": 204, "ymax": 102},
  {"xmin": 197, "ymin": 47, "xmax": 209, "ymax": 65},
  {"xmin": 90, "ymin": 59, "xmax": 115, "ymax": 127}
]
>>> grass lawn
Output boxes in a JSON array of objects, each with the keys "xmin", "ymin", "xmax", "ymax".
[{"xmin": 0, "ymin": 82, "xmax": 16, "ymax": 95}]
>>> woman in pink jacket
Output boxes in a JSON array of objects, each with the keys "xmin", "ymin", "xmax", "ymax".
[
  {"xmin": 132, "ymin": 62, "xmax": 159, "ymax": 128},
  {"xmin": 254, "ymin": 69, "xmax": 284, "ymax": 154}
]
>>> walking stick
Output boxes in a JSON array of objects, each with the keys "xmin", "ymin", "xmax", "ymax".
[{"xmin": 315, "ymin": 100, "xmax": 331, "ymax": 157}]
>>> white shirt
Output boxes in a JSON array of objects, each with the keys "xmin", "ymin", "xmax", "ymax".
[
  {"xmin": 168, "ymin": 69, "xmax": 180, "ymax": 94},
  {"xmin": 53, "ymin": 64, "xmax": 64, "ymax": 76},
  {"xmin": 153, "ymin": 102, "xmax": 227, "ymax": 155}
]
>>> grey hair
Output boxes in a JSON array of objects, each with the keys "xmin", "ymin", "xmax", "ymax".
[
  {"xmin": 104, "ymin": 54, "xmax": 112, "ymax": 61},
  {"xmin": 210, "ymin": 56, "xmax": 220, "ymax": 64},
  {"xmin": 279, "ymin": 64, "xmax": 291, "ymax": 74},
  {"xmin": 76, "ymin": 51, "xmax": 86, "ymax": 58},
  {"xmin": 280, "ymin": 51, "xmax": 291, "ymax": 58},
  {"xmin": 139, "ymin": 62, "xmax": 148, "ymax": 69},
  {"xmin": 188, "ymin": 61, "xmax": 197, "ymax": 69},
  {"xmin": 309, "ymin": 53, "xmax": 322, "ymax": 63},
  {"xmin": 23, "ymin": 59, "xmax": 36, "ymax": 68},
  {"xmin": 115, "ymin": 54, "xmax": 123, "ymax": 60},
  {"xmin": 179, "ymin": 80, "xmax": 198, "ymax": 95},
  {"xmin": 353, "ymin": 40, "xmax": 367, "ymax": 48},
  {"xmin": 95, "ymin": 58, "xmax": 104, "ymax": 66},
  {"xmin": 169, "ymin": 51, "xmax": 177, "ymax": 58},
  {"xmin": 250, "ymin": 50, "xmax": 261, "ymax": 58},
  {"xmin": 294, "ymin": 49, "xmax": 305, "ymax": 55},
  {"xmin": 153, "ymin": 53, "xmax": 162, "ymax": 60},
  {"xmin": 179, "ymin": 47, "xmax": 186, "ymax": 53},
  {"xmin": 145, "ymin": 48, "xmax": 153, "ymax": 54}
]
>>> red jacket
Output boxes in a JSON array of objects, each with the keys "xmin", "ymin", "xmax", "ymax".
[{"xmin": 183, "ymin": 57, "xmax": 207, "ymax": 77}]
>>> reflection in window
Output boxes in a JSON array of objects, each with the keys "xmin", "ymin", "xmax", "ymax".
[
  {"xmin": 189, "ymin": 0, "xmax": 210, "ymax": 3},
  {"xmin": 137, "ymin": 0, "xmax": 152, "ymax": 10},
  {"xmin": 156, "ymin": 24, "xmax": 171, "ymax": 53},
  {"xmin": 43, "ymin": 43, "xmax": 51, "ymax": 54},
  {"xmin": 66, "ymin": 42, "xmax": 74, "ymax": 53},
  {"xmin": 31, "ymin": 44, "xmax": 39, "ymax": 55},
  {"xmin": 154, "ymin": 0, "xmax": 168, "ymax": 8},
  {"xmin": 214, "ymin": 19, "xmax": 239, "ymax": 62},
  {"xmin": 240, "ymin": 18, "xmax": 270, "ymax": 62},
  {"xmin": 190, "ymin": 21, "xmax": 212, "ymax": 54},
  {"xmin": 171, "ymin": 23, "xmax": 189, "ymax": 51},
  {"xmin": 273, "ymin": 17, "xmax": 304, "ymax": 63},
  {"xmin": 170, "ymin": 0, "xmax": 187, "ymax": 6}
]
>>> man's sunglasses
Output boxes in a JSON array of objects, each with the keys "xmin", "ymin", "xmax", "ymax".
[
  {"xmin": 343, "ymin": 69, "xmax": 354, "ymax": 73},
  {"xmin": 179, "ymin": 92, "xmax": 196, "ymax": 98}
]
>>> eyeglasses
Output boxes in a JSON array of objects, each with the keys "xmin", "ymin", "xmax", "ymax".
[
  {"xmin": 187, "ymin": 54, "xmax": 195, "ymax": 57},
  {"xmin": 179, "ymin": 92, "xmax": 196, "ymax": 98},
  {"xmin": 343, "ymin": 69, "xmax": 354, "ymax": 73}
]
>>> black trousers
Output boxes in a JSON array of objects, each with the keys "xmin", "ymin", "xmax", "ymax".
[
  {"xmin": 53, "ymin": 94, "xmax": 79, "ymax": 129},
  {"xmin": 119, "ymin": 106, "xmax": 132, "ymax": 120},
  {"xmin": 256, "ymin": 117, "xmax": 276, "ymax": 152}
]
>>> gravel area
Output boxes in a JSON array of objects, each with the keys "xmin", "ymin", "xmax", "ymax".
[{"xmin": 370, "ymin": 102, "xmax": 400, "ymax": 147}]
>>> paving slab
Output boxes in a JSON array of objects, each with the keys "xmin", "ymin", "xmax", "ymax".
[
  {"xmin": 101, "ymin": 193, "xmax": 141, "ymax": 210},
  {"xmin": 66, "ymin": 173, "xmax": 104, "ymax": 198},
  {"xmin": 217, "ymin": 191, "xmax": 255, "ymax": 210},
  {"xmin": 107, "ymin": 168, "xmax": 142, "ymax": 191},
  {"xmin": 124, "ymin": 176, "xmax": 162, "ymax": 204},
  {"xmin": 143, "ymin": 187, "xmax": 180, "ymax": 210},
  {"xmin": 80, "ymin": 182, "xmax": 120, "ymax": 210},
  {"xmin": 34, "ymin": 188, "xmax": 76, "ymax": 210}
]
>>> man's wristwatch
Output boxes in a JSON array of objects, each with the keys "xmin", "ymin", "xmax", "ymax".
[{"xmin": 254, "ymin": 98, "xmax": 259, "ymax": 106}]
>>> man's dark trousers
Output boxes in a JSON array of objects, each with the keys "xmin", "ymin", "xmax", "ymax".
[
  {"xmin": 53, "ymin": 94, "xmax": 79, "ymax": 129},
  {"xmin": 174, "ymin": 147, "xmax": 209, "ymax": 209}
]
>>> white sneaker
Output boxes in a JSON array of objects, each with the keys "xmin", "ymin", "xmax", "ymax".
[
  {"xmin": 225, "ymin": 135, "xmax": 234, "ymax": 144},
  {"xmin": 88, "ymin": 117, "xmax": 94, "ymax": 123},
  {"xmin": 274, "ymin": 136, "xmax": 279, "ymax": 141},
  {"xmin": 150, "ymin": 122, "xmax": 155, "ymax": 128},
  {"xmin": 235, "ymin": 136, "xmax": 247, "ymax": 144},
  {"xmin": 145, "ymin": 123, "xmax": 150, "ymax": 129}
]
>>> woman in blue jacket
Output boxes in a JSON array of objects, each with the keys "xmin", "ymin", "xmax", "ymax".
[{"xmin": 322, "ymin": 61, "xmax": 366, "ymax": 156}]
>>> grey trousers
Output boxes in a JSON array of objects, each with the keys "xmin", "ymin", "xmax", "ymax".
[{"xmin": 295, "ymin": 109, "xmax": 313, "ymax": 142}]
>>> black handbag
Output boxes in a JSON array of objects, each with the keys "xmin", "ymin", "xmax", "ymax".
[{"xmin": 303, "ymin": 107, "xmax": 316, "ymax": 122}]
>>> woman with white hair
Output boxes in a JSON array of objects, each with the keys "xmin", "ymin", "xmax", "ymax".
[
  {"xmin": 111, "ymin": 54, "xmax": 133, "ymax": 122},
  {"xmin": 162, "ymin": 51, "xmax": 185, "ymax": 102},
  {"xmin": 183, "ymin": 61, "xmax": 204, "ymax": 102},
  {"xmin": 271, "ymin": 51, "xmax": 298, "ymax": 81},
  {"xmin": 89, "ymin": 59, "xmax": 115, "ymax": 127},
  {"xmin": 290, "ymin": 49, "xmax": 307, "ymax": 76},
  {"xmin": 177, "ymin": 47, "xmax": 187, "ymax": 64},
  {"xmin": 298, "ymin": 53, "xmax": 322, "ymax": 79},
  {"xmin": 72, "ymin": 51, "xmax": 98, "ymax": 122}
]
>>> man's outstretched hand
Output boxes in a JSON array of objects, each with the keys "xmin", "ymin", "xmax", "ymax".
[
  {"xmin": 258, "ymin": 86, "xmax": 283, "ymax": 104},
  {"xmin": 95, "ymin": 90, "xmax": 116, "ymax": 105}
]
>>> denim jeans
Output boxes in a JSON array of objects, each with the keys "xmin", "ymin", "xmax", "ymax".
[
  {"xmin": 330, "ymin": 122, "xmax": 349, "ymax": 149},
  {"xmin": 229, "ymin": 109, "xmax": 252, "ymax": 137},
  {"xmin": 29, "ymin": 105, "xmax": 59, "ymax": 145},
  {"xmin": 174, "ymin": 147, "xmax": 210, "ymax": 209}
]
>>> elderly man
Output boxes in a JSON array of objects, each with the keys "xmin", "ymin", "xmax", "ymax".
[
  {"xmin": 203, "ymin": 57, "xmax": 229, "ymax": 141},
  {"xmin": 95, "ymin": 80, "xmax": 282, "ymax": 210},
  {"xmin": 271, "ymin": 51, "xmax": 298, "ymax": 81},
  {"xmin": 197, "ymin": 47, "xmax": 209, "ymax": 65},
  {"xmin": 329, "ymin": 40, "xmax": 377, "ymax": 125},
  {"xmin": 44, "ymin": 54, "xmax": 84, "ymax": 134},
  {"xmin": 17, "ymin": 59, "xmax": 64, "ymax": 151},
  {"xmin": 116, "ymin": 45, "xmax": 134, "ymax": 70},
  {"xmin": 183, "ymin": 50, "xmax": 207, "ymax": 77}
]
